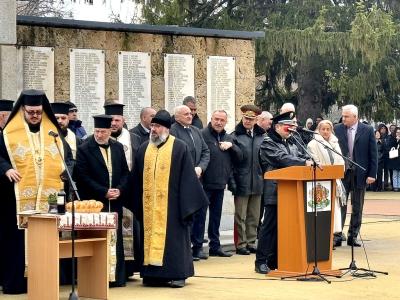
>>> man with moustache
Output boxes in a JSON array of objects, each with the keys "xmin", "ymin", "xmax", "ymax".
[
  {"xmin": 0, "ymin": 90, "xmax": 73, "ymax": 294},
  {"xmin": 75, "ymin": 115, "xmax": 130, "ymax": 287},
  {"xmin": 170, "ymin": 105, "xmax": 210, "ymax": 261},
  {"xmin": 104, "ymin": 103, "xmax": 141, "ymax": 279},
  {"xmin": 130, "ymin": 110, "xmax": 208, "ymax": 288},
  {"xmin": 129, "ymin": 107, "xmax": 157, "ymax": 145}
]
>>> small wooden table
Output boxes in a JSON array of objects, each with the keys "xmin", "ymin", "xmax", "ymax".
[{"xmin": 27, "ymin": 214, "xmax": 111, "ymax": 300}]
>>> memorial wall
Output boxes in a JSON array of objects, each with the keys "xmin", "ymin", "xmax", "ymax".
[{"xmin": 16, "ymin": 18, "xmax": 259, "ymax": 133}]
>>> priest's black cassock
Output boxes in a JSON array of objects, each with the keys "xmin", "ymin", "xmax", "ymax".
[
  {"xmin": 0, "ymin": 90, "xmax": 73, "ymax": 294},
  {"xmin": 74, "ymin": 135, "xmax": 129, "ymax": 286},
  {"xmin": 130, "ymin": 136, "xmax": 209, "ymax": 281}
]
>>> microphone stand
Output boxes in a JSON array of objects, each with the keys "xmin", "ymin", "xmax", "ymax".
[
  {"xmin": 300, "ymin": 132, "xmax": 388, "ymax": 278},
  {"xmin": 281, "ymin": 132, "xmax": 333, "ymax": 284},
  {"xmin": 52, "ymin": 134, "xmax": 80, "ymax": 300}
]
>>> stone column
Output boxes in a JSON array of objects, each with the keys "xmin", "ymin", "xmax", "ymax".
[{"xmin": 0, "ymin": 0, "xmax": 17, "ymax": 99}]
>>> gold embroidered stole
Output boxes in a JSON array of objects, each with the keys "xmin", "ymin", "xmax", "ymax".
[
  {"xmin": 99, "ymin": 146, "xmax": 113, "ymax": 190},
  {"xmin": 98, "ymin": 144, "xmax": 117, "ymax": 282},
  {"xmin": 3, "ymin": 109, "xmax": 64, "ymax": 214},
  {"xmin": 142, "ymin": 136, "xmax": 174, "ymax": 266}
]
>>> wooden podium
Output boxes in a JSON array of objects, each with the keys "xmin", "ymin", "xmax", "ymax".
[
  {"xmin": 264, "ymin": 165, "xmax": 344, "ymax": 277},
  {"xmin": 27, "ymin": 215, "xmax": 110, "ymax": 300}
]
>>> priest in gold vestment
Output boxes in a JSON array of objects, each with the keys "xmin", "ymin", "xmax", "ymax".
[
  {"xmin": 0, "ymin": 90, "xmax": 73, "ymax": 294},
  {"xmin": 130, "ymin": 109, "xmax": 209, "ymax": 288}
]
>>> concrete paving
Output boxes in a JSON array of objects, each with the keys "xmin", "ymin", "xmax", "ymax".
[{"xmin": 1, "ymin": 192, "xmax": 399, "ymax": 300}]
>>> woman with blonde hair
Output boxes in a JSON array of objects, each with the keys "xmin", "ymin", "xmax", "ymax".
[{"xmin": 307, "ymin": 119, "xmax": 346, "ymax": 248}]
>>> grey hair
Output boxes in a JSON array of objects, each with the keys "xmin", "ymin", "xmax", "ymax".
[
  {"xmin": 140, "ymin": 107, "xmax": 154, "ymax": 119},
  {"xmin": 342, "ymin": 104, "xmax": 358, "ymax": 117},
  {"xmin": 259, "ymin": 111, "xmax": 273, "ymax": 119},
  {"xmin": 183, "ymin": 96, "xmax": 196, "ymax": 105},
  {"xmin": 212, "ymin": 109, "xmax": 228, "ymax": 117},
  {"xmin": 280, "ymin": 103, "xmax": 296, "ymax": 113},
  {"xmin": 174, "ymin": 105, "xmax": 189, "ymax": 115}
]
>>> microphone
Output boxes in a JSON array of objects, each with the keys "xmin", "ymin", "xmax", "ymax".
[
  {"xmin": 48, "ymin": 130, "xmax": 59, "ymax": 138},
  {"xmin": 288, "ymin": 126, "xmax": 319, "ymax": 135}
]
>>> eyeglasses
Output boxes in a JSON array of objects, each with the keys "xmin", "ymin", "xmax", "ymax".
[
  {"xmin": 69, "ymin": 109, "xmax": 78, "ymax": 113},
  {"xmin": 24, "ymin": 109, "xmax": 43, "ymax": 116}
]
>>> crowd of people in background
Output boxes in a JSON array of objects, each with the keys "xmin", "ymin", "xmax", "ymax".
[{"xmin": 0, "ymin": 90, "xmax": 398, "ymax": 293}]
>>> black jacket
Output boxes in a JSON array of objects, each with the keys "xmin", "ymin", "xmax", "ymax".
[
  {"xmin": 259, "ymin": 129, "xmax": 308, "ymax": 205},
  {"xmin": 170, "ymin": 122, "xmax": 210, "ymax": 172},
  {"xmin": 75, "ymin": 136, "xmax": 129, "ymax": 211},
  {"xmin": 129, "ymin": 123, "xmax": 150, "ymax": 146},
  {"xmin": 201, "ymin": 123, "xmax": 243, "ymax": 190},
  {"xmin": 191, "ymin": 114, "xmax": 204, "ymax": 130},
  {"xmin": 229, "ymin": 122, "xmax": 265, "ymax": 196},
  {"xmin": 334, "ymin": 122, "xmax": 378, "ymax": 188}
]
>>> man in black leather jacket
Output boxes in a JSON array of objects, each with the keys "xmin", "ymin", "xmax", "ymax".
[{"xmin": 255, "ymin": 111, "xmax": 312, "ymax": 274}]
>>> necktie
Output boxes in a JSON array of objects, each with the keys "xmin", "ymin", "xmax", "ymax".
[
  {"xmin": 347, "ymin": 127, "xmax": 354, "ymax": 159},
  {"xmin": 185, "ymin": 127, "xmax": 196, "ymax": 148},
  {"xmin": 247, "ymin": 130, "xmax": 252, "ymax": 137}
]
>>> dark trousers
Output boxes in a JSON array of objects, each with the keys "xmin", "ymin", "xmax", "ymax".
[
  {"xmin": 1, "ymin": 225, "xmax": 26, "ymax": 294},
  {"xmin": 191, "ymin": 205, "xmax": 208, "ymax": 251},
  {"xmin": 372, "ymin": 162, "xmax": 383, "ymax": 191},
  {"xmin": 204, "ymin": 189, "xmax": 225, "ymax": 251},
  {"xmin": 341, "ymin": 170, "xmax": 366, "ymax": 240},
  {"xmin": 255, "ymin": 205, "xmax": 277, "ymax": 269}
]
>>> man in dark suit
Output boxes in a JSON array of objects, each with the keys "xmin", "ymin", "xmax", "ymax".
[
  {"xmin": 129, "ymin": 107, "xmax": 156, "ymax": 145},
  {"xmin": 75, "ymin": 114, "xmax": 129, "ymax": 287},
  {"xmin": 334, "ymin": 104, "xmax": 377, "ymax": 247},
  {"xmin": 170, "ymin": 105, "xmax": 210, "ymax": 261}
]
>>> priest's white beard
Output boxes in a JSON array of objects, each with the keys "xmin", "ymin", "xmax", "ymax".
[{"xmin": 149, "ymin": 132, "xmax": 168, "ymax": 146}]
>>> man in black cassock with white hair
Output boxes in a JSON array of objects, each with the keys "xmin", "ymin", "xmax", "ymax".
[
  {"xmin": 75, "ymin": 114, "xmax": 129, "ymax": 287},
  {"xmin": 129, "ymin": 109, "xmax": 208, "ymax": 288}
]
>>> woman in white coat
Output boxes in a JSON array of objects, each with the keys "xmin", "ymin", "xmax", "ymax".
[{"xmin": 307, "ymin": 119, "xmax": 346, "ymax": 249}]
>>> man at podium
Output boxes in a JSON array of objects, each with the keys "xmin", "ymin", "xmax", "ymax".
[{"xmin": 255, "ymin": 111, "xmax": 313, "ymax": 274}]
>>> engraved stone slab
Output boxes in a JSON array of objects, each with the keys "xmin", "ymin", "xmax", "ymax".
[
  {"xmin": 0, "ymin": 0, "xmax": 16, "ymax": 44},
  {"xmin": 207, "ymin": 56, "xmax": 236, "ymax": 132},
  {"xmin": 17, "ymin": 46, "xmax": 54, "ymax": 101},
  {"xmin": 118, "ymin": 51, "xmax": 151, "ymax": 128},
  {"xmin": 70, "ymin": 48, "xmax": 105, "ymax": 134},
  {"xmin": 164, "ymin": 54, "xmax": 194, "ymax": 113}
]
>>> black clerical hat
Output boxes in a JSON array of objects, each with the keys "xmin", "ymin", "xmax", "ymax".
[
  {"xmin": 151, "ymin": 110, "xmax": 171, "ymax": 129},
  {"xmin": 0, "ymin": 99, "xmax": 14, "ymax": 111},
  {"xmin": 65, "ymin": 101, "xmax": 77, "ymax": 111},
  {"xmin": 19, "ymin": 89, "xmax": 47, "ymax": 106},
  {"xmin": 104, "ymin": 103, "xmax": 124, "ymax": 116},
  {"xmin": 93, "ymin": 114, "xmax": 112, "ymax": 129},
  {"xmin": 240, "ymin": 104, "xmax": 262, "ymax": 119},
  {"xmin": 51, "ymin": 102, "xmax": 71, "ymax": 115},
  {"xmin": 272, "ymin": 111, "xmax": 296, "ymax": 125}
]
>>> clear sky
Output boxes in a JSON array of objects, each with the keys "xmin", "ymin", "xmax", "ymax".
[{"xmin": 64, "ymin": 0, "xmax": 140, "ymax": 23}]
